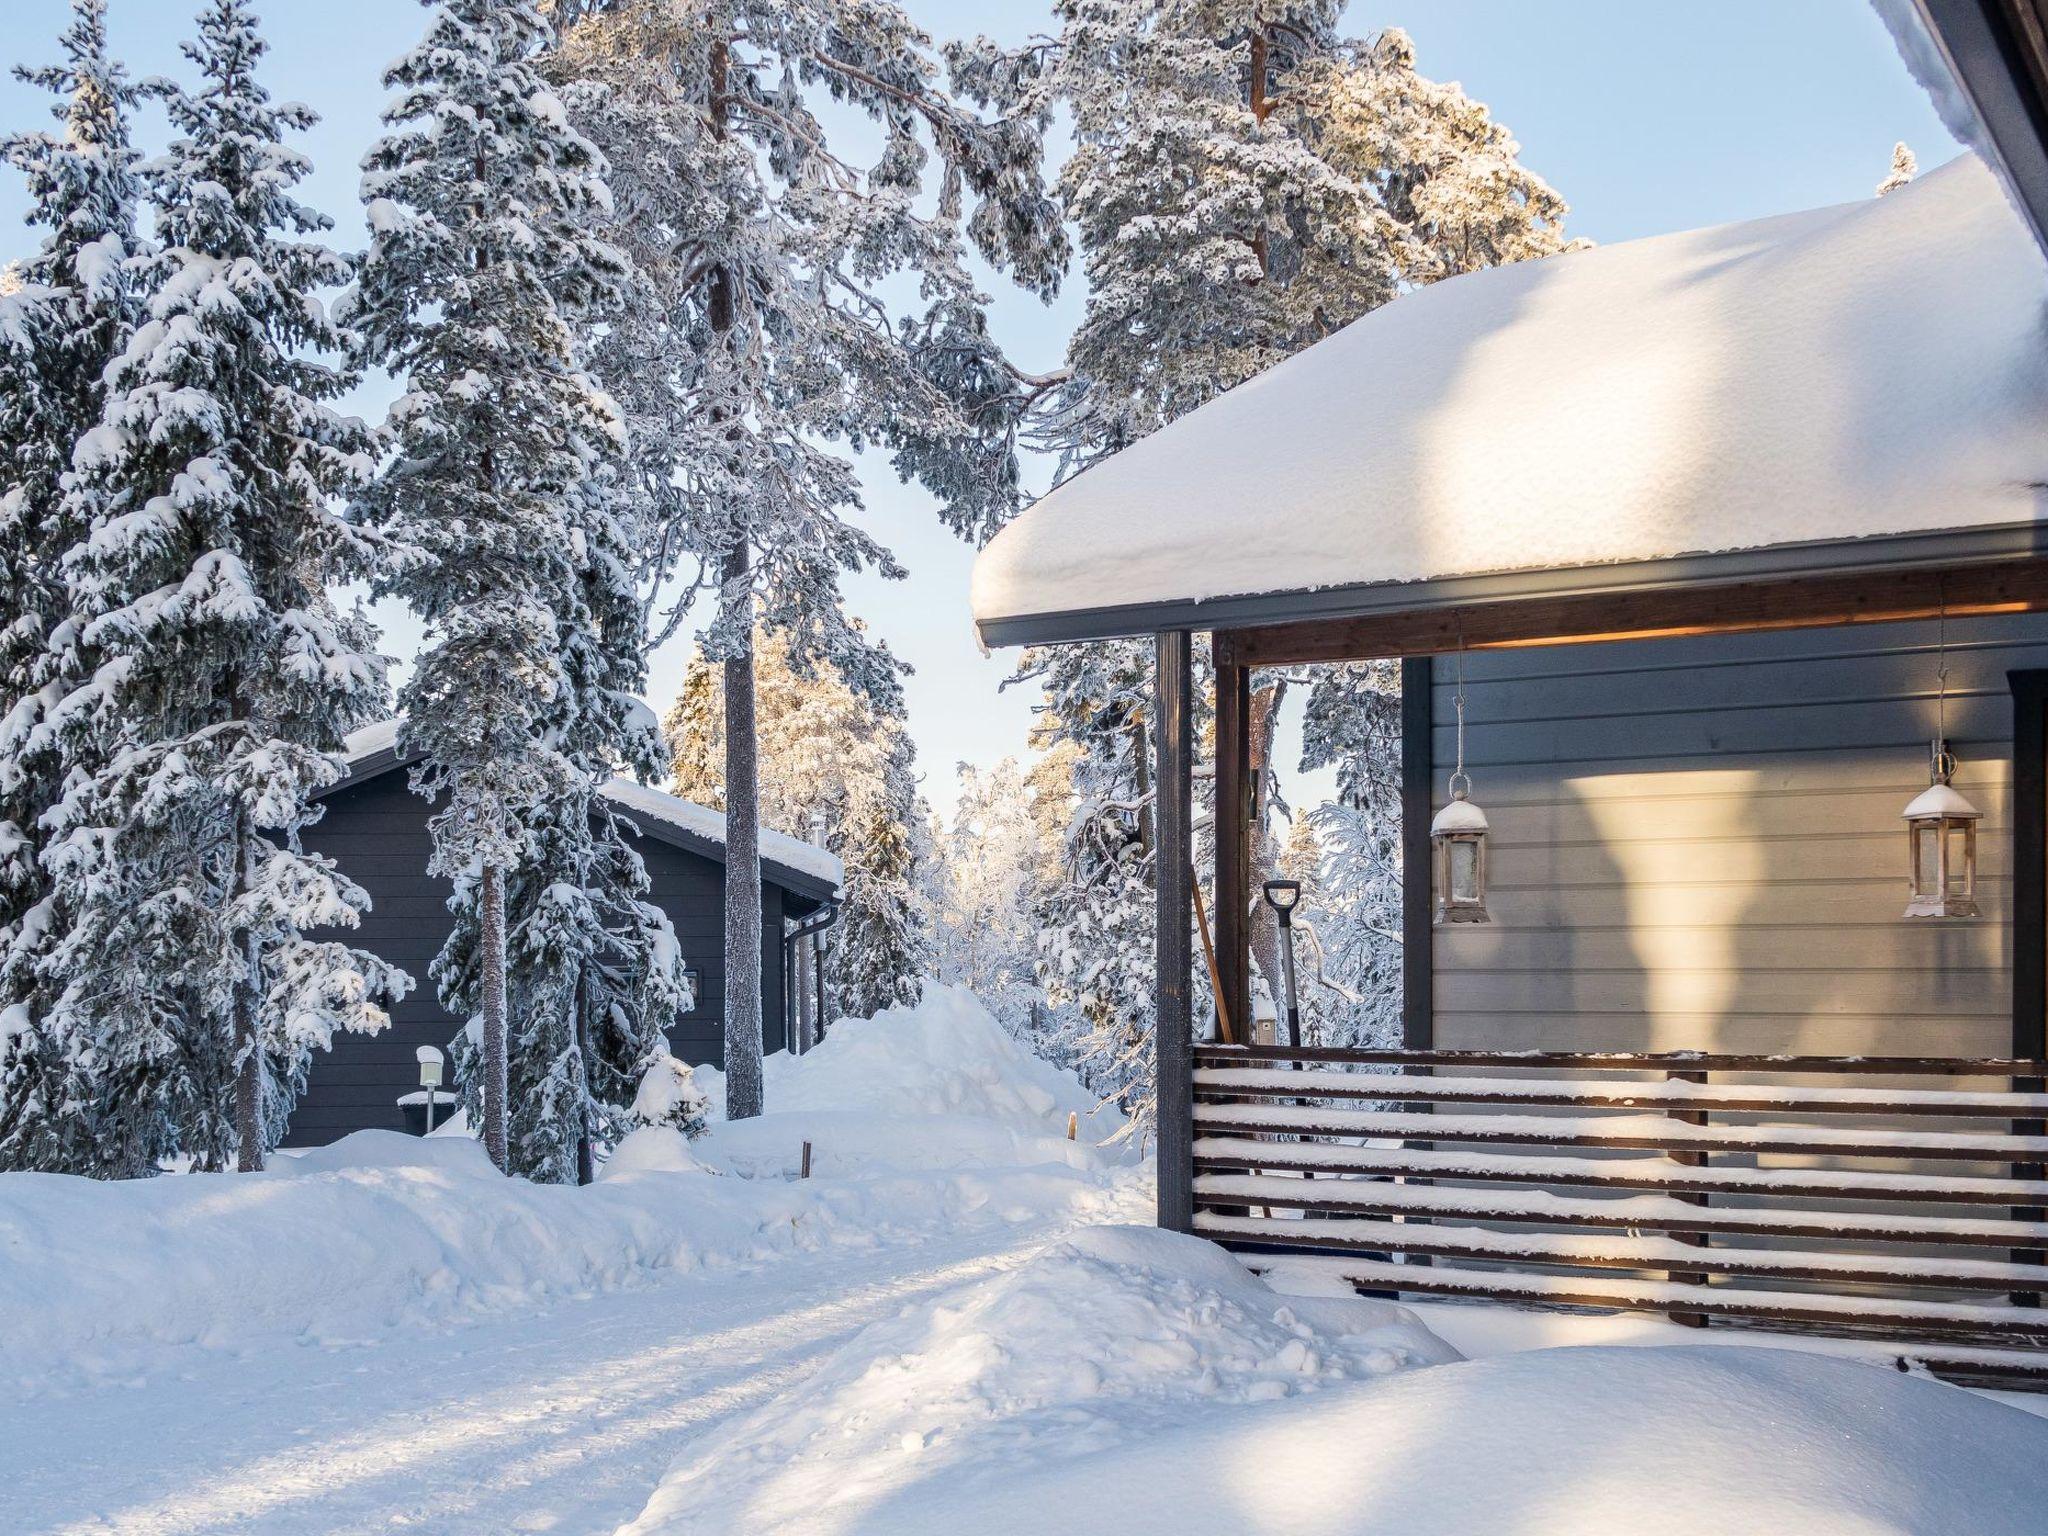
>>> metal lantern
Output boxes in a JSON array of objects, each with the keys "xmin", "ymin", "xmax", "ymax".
[
  {"xmin": 1903, "ymin": 740, "xmax": 1980, "ymax": 919},
  {"xmin": 1433, "ymin": 639, "xmax": 1490, "ymax": 924},
  {"xmin": 1432, "ymin": 781, "xmax": 1492, "ymax": 924}
]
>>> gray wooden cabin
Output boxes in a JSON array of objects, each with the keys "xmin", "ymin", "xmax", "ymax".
[
  {"xmin": 966, "ymin": 27, "xmax": 2048, "ymax": 1381},
  {"xmin": 286, "ymin": 730, "xmax": 841, "ymax": 1147}
]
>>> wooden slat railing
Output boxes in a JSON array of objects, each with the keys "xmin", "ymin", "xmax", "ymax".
[{"xmin": 1191, "ymin": 1043, "xmax": 2048, "ymax": 1383}]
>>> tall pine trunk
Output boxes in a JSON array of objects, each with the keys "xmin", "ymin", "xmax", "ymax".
[
  {"xmin": 233, "ymin": 818, "xmax": 265, "ymax": 1172},
  {"xmin": 722, "ymin": 550, "xmax": 764, "ymax": 1120},
  {"xmin": 480, "ymin": 860, "xmax": 509, "ymax": 1170},
  {"xmin": 707, "ymin": 23, "xmax": 763, "ymax": 1120}
]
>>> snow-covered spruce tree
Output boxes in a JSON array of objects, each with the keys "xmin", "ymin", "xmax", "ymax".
[
  {"xmin": 553, "ymin": 0, "xmax": 1062, "ymax": 1119},
  {"xmin": 436, "ymin": 475, "xmax": 684, "ymax": 1185},
  {"xmin": 1297, "ymin": 660, "xmax": 1404, "ymax": 1047},
  {"xmin": 29, "ymin": 0, "xmax": 404, "ymax": 1173},
  {"xmin": 955, "ymin": 7, "xmax": 1571, "ymax": 1064},
  {"xmin": 1013, "ymin": 638, "xmax": 1174, "ymax": 1133},
  {"xmin": 666, "ymin": 628, "xmax": 930, "ymax": 1026},
  {"xmin": 0, "ymin": 0, "xmax": 150, "ymax": 1174},
  {"xmin": 927, "ymin": 757, "xmax": 1050, "ymax": 1032},
  {"xmin": 345, "ymin": 0, "xmax": 658, "ymax": 1177}
]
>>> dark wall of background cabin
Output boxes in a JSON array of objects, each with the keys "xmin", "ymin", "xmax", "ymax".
[{"xmin": 286, "ymin": 771, "xmax": 789, "ymax": 1146}]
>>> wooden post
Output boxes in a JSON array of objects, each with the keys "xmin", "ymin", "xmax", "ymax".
[
  {"xmin": 800, "ymin": 1139, "xmax": 812, "ymax": 1179},
  {"xmin": 1667, "ymin": 1069, "xmax": 1710, "ymax": 1328},
  {"xmin": 1157, "ymin": 629, "xmax": 1195, "ymax": 1235},
  {"xmin": 1214, "ymin": 643, "xmax": 1253, "ymax": 1046},
  {"xmin": 2010, "ymin": 670, "xmax": 2046, "ymax": 1305}
]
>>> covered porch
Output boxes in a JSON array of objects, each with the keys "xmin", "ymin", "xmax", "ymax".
[{"xmin": 971, "ymin": 144, "xmax": 2048, "ymax": 1377}]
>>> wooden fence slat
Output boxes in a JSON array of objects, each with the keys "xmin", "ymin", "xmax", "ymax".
[
  {"xmin": 1195, "ymin": 1214, "xmax": 2048, "ymax": 1292},
  {"xmin": 1191, "ymin": 1172, "xmax": 2048, "ymax": 1248},
  {"xmin": 1189, "ymin": 1138, "xmax": 2048, "ymax": 1205},
  {"xmin": 1193, "ymin": 1066, "xmax": 2048, "ymax": 1117},
  {"xmin": 1192, "ymin": 1044, "xmax": 2048, "ymax": 1075},
  {"xmin": 1192, "ymin": 1103, "xmax": 2048, "ymax": 1161}
]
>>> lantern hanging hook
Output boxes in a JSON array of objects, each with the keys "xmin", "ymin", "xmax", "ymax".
[
  {"xmin": 1449, "ymin": 616, "xmax": 1471, "ymax": 800},
  {"xmin": 1934, "ymin": 580, "xmax": 1956, "ymax": 783}
]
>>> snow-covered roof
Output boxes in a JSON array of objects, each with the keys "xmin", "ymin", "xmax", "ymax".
[
  {"xmin": 332, "ymin": 721, "xmax": 844, "ymax": 893},
  {"xmin": 971, "ymin": 154, "xmax": 2048, "ymax": 644}
]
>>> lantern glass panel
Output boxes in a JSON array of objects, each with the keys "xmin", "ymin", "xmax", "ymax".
[{"xmin": 1450, "ymin": 838, "xmax": 1478, "ymax": 900}]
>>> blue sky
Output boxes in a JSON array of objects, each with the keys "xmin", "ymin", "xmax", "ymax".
[{"xmin": 0, "ymin": 1, "xmax": 1960, "ymax": 807}]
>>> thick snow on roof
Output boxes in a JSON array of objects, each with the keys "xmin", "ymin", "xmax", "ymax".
[
  {"xmin": 972, "ymin": 154, "xmax": 2048, "ymax": 636},
  {"xmin": 601, "ymin": 779, "xmax": 843, "ymax": 889},
  {"xmin": 338, "ymin": 722, "xmax": 843, "ymax": 889}
]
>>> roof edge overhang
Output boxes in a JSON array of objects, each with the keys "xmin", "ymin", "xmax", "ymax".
[
  {"xmin": 974, "ymin": 521, "xmax": 2048, "ymax": 649},
  {"xmin": 316, "ymin": 744, "xmax": 840, "ymax": 906},
  {"xmin": 1911, "ymin": 0, "xmax": 2048, "ymax": 258}
]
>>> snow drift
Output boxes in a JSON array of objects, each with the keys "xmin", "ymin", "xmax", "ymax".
[
  {"xmin": 0, "ymin": 1132, "xmax": 1138, "ymax": 1394},
  {"xmin": 886, "ymin": 1345, "xmax": 2048, "ymax": 1536},
  {"xmin": 620, "ymin": 1225, "xmax": 1456, "ymax": 1534},
  {"xmin": 632, "ymin": 1283, "xmax": 2048, "ymax": 1536},
  {"xmin": 697, "ymin": 983, "xmax": 1129, "ymax": 1177}
]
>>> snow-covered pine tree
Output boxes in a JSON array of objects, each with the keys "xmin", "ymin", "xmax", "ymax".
[
  {"xmin": 553, "ymin": 0, "xmax": 1063, "ymax": 1119},
  {"xmin": 345, "ymin": 0, "xmax": 638, "ymax": 1176},
  {"xmin": 29, "ymin": 0, "xmax": 404, "ymax": 1172},
  {"xmin": 955, "ymin": 8, "xmax": 1572, "ymax": 1086},
  {"xmin": 665, "ymin": 629, "xmax": 930, "ymax": 1026},
  {"xmin": 0, "ymin": 0, "xmax": 149, "ymax": 1174},
  {"xmin": 1878, "ymin": 141, "xmax": 1917, "ymax": 196}
]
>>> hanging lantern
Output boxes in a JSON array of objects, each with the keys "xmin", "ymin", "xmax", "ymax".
[
  {"xmin": 1432, "ymin": 779, "xmax": 1491, "ymax": 924},
  {"xmin": 1903, "ymin": 740, "xmax": 1980, "ymax": 919},
  {"xmin": 1433, "ymin": 640, "xmax": 1490, "ymax": 924}
]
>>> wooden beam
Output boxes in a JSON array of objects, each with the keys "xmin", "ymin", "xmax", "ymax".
[
  {"xmin": 1217, "ymin": 558, "xmax": 2048, "ymax": 668},
  {"xmin": 1154, "ymin": 629, "xmax": 1195, "ymax": 1235},
  {"xmin": 1399, "ymin": 656, "xmax": 1433, "ymax": 1051},
  {"xmin": 1213, "ymin": 646, "xmax": 1253, "ymax": 1044}
]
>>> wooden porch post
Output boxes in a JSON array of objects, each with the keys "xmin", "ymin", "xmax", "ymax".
[
  {"xmin": 1156, "ymin": 629, "xmax": 1195, "ymax": 1234},
  {"xmin": 1214, "ymin": 643, "xmax": 1253, "ymax": 1040}
]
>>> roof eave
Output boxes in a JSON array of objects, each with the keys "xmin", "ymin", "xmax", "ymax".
[
  {"xmin": 1911, "ymin": 0, "xmax": 2048, "ymax": 259},
  {"xmin": 973, "ymin": 521, "xmax": 2048, "ymax": 649}
]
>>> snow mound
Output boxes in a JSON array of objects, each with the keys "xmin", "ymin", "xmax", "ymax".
[
  {"xmin": 835, "ymin": 1344, "xmax": 2048, "ymax": 1536},
  {"xmin": 620, "ymin": 1225, "xmax": 1456, "ymax": 1534},
  {"xmin": 600, "ymin": 1125, "xmax": 707, "ymax": 1180},
  {"xmin": 696, "ymin": 983, "xmax": 1130, "ymax": 1176},
  {"xmin": 0, "ymin": 1130, "xmax": 1140, "ymax": 1395}
]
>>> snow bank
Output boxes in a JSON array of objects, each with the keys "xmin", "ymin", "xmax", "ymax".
[
  {"xmin": 635, "ymin": 1326, "xmax": 2048, "ymax": 1536},
  {"xmin": 620, "ymin": 1225, "xmax": 1456, "ymax": 1534},
  {"xmin": 0, "ymin": 1129, "xmax": 1138, "ymax": 1395},
  {"xmin": 696, "ymin": 983, "xmax": 1130, "ymax": 1177}
]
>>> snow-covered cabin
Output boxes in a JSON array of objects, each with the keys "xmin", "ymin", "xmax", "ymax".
[
  {"xmin": 971, "ymin": 118, "xmax": 2048, "ymax": 1369},
  {"xmin": 286, "ymin": 722, "xmax": 842, "ymax": 1146}
]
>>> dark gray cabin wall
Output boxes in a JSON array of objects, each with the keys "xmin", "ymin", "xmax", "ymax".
[
  {"xmin": 285, "ymin": 771, "xmax": 794, "ymax": 1147},
  {"xmin": 1425, "ymin": 612, "xmax": 2048, "ymax": 1059}
]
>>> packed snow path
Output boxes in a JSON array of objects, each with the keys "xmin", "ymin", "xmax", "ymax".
[{"xmin": 1, "ymin": 1214, "xmax": 1090, "ymax": 1536}]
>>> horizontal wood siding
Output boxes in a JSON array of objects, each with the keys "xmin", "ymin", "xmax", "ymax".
[
  {"xmin": 1431, "ymin": 614, "xmax": 2048, "ymax": 1059},
  {"xmin": 286, "ymin": 774, "xmax": 792, "ymax": 1146}
]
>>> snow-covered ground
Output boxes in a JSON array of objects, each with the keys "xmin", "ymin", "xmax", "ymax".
[{"xmin": 6, "ymin": 985, "xmax": 2048, "ymax": 1535}]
